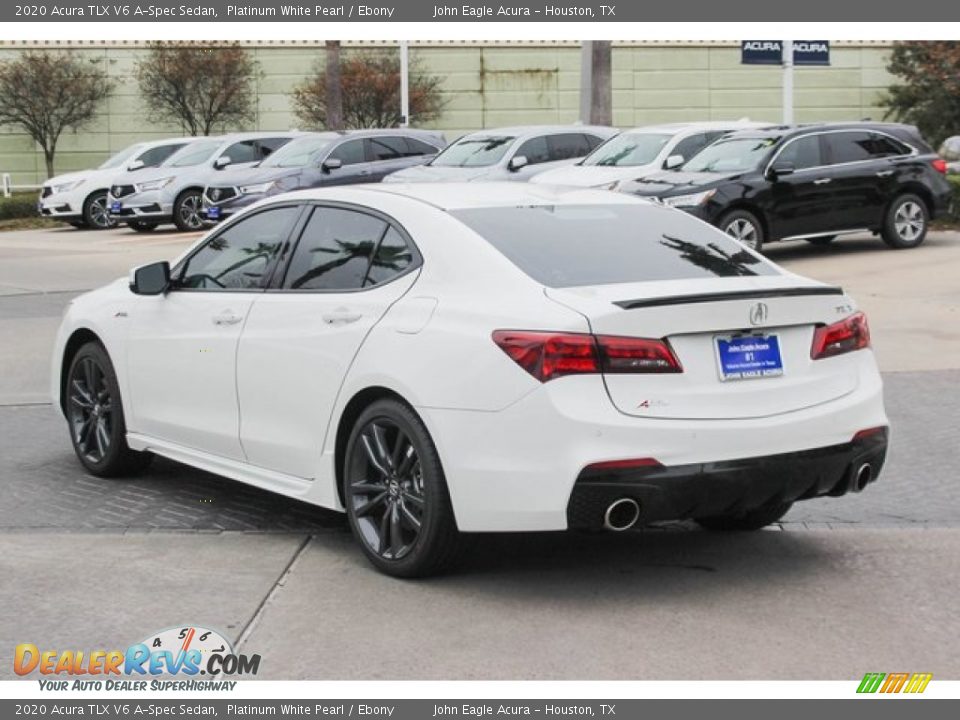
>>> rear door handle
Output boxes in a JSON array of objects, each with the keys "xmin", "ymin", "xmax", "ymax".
[
  {"xmin": 813, "ymin": 178, "xmax": 832, "ymax": 185},
  {"xmin": 322, "ymin": 309, "xmax": 362, "ymax": 325},
  {"xmin": 876, "ymin": 170, "xmax": 895, "ymax": 177},
  {"xmin": 212, "ymin": 311, "xmax": 243, "ymax": 326}
]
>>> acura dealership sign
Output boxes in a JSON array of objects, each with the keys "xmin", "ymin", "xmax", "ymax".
[{"xmin": 742, "ymin": 40, "xmax": 831, "ymax": 66}]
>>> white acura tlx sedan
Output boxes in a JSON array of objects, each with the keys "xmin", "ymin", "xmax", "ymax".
[{"xmin": 52, "ymin": 183, "xmax": 889, "ymax": 576}]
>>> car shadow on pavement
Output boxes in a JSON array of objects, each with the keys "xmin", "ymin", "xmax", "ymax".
[{"xmin": 761, "ymin": 231, "xmax": 955, "ymax": 261}]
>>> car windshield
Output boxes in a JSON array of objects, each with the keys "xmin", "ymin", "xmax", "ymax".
[
  {"xmin": 97, "ymin": 144, "xmax": 146, "ymax": 170},
  {"xmin": 429, "ymin": 135, "xmax": 515, "ymax": 167},
  {"xmin": 452, "ymin": 204, "xmax": 777, "ymax": 288},
  {"xmin": 582, "ymin": 133, "xmax": 672, "ymax": 167},
  {"xmin": 260, "ymin": 136, "xmax": 337, "ymax": 168},
  {"xmin": 683, "ymin": 136, "xmax": 781, "ymax": 173},
  {"xmin": 163, "ymin": 141, "xmax": 222, "ymax": 168}
]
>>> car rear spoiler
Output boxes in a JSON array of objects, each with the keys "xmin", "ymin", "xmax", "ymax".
[{"xmin": 614, "ymin": 286, "xmax": 844, "ymax": 310}]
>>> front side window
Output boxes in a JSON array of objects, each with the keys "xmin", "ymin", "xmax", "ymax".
[
  {"xmin": 669, "ymin": 134, "xmax": 710, "ymax": 165},
  {"xmin": 258, "ymin": 137, "xmax": 291, "ymax": 157},
  {"xmin": 328, "ymin": 139, "xmax": 367, "ymax": 166},
  {"xmin": 98, "ymin": 144, "xmax": 146, "ymax": 170},
  {"xmin": 222, "ymin": 140, "xmax": 259, "ymax": 165},
  {"xmin": 430, "ymin": 135, "xmax": 515, "ymax": 167},
  {"xmin": 177, "ymin": 206, "xmax": 300, "ymax": 290},
  {"xmin": 775, "ymin": 134, "xmax": 823, "ymax": 170},
  {"xmin": 284, "ymin": 208, "xmax": 387, "ymax": 291},
  {"xmin": 406, "ymin": 137, "xmax": 441, "ymax": 155},
  {"xmin": 136, "ymin": 143, "xmax": 187, "ymax": 168},
  {"xmin": 515, "ymin": 136, "xmax": 551, "ymax": 165},
  {"xmin": 369, "ymin": 136, "xmax": 407, "ymax": 161}
]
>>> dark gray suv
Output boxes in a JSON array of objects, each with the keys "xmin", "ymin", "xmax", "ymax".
[{"xmin": 201, "ymin": 129, "xmax": 446, "ymax": 222}]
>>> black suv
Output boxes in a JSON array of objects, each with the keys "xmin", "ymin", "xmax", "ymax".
[{"xmin": 622, "ymin": 123, "xmax": 952, "ymax": 252}]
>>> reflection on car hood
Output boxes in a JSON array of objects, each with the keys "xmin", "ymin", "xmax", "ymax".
[
  {"xmin": 205, "ymin": 166, "xmax": 300, "ymax": 187},
  {"xmin": 385, "ymin": 164, "xmax": 499, "ymax": 182},
  {"xmin": 43, "ymin": 168, "xmax": 117, "ymax": 189},
  {"xmin": 529, "ymin": 163, "xmax": 657, "ymax": 187},
  {"xmin": 623, "ymin": 170, "xmax": 744, "ymax": 197}
]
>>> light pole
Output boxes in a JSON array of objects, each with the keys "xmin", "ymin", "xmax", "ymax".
[
  {"xmin": 400, "ymin": 41, "xmax": 410, "ymax": 127},
  {"xmin": 782, "ymin": 40, "xmax": 794, "ymax": 125}
]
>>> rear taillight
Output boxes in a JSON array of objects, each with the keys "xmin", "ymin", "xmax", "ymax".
[
  {"xmin": 811, "ymin": 312, "xmax": 871, "ymax": 360},
  {"xmin": 584, "ymin": 457, "xmax": 663, "ymax": 472},
  {"xmin": 492, "ymin": 330, "xmax": 682, "ymax": 383},
  {"xmin": 932, "ymin": 158, "xmax": 948, "ymax": 174}
]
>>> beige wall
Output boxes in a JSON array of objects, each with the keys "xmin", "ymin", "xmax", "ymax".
[{"xmin": 0, "ymin": 42, "xmax": 896, "ymax": 185}]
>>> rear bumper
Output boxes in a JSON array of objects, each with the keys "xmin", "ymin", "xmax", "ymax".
[{"xmin": 567, "ymin": 428, "xmax": 888, "ymax": 529}]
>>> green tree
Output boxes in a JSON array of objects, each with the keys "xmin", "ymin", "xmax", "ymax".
[
  {"xmin": 136, "ymin": 43, "xmax": 258, "ymax": 136},
  {"xmin": 884, "ymin": 41, "xmax": 960, "ymax": 147},
  {"xmin": 0, "ymin": 51, "xmax": 114, "ymax": 178},
  {"xmin": 292, "ymin": 50, "xmax": 445, "ymax": 129}
]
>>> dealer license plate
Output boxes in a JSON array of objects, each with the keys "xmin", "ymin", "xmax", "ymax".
[
  {"xmin": 206, "ymin": 206, "xmax": 220, "ymax": 219},
  {"xmin": 110, "ymin": 200, "xmax": 122, "ymax": 213},
  {"xmin": 716, "ymin": 334, "xmax": 784, "ymax": 381}
]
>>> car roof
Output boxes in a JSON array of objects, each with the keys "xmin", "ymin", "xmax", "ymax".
[
  {"xmin": 459, "ymin": 125, "xmax": 617, "ymax": 139},
  {"xmin": 620, "ymin": 120, "xmax": 772, "ymax": 135},
  {"xmin": 284, "ymin": 181, "xmax": 641, "ymax": 212}
]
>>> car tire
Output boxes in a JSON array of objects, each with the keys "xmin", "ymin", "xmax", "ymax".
[
  {"xmin": 129, "ymin": 221, "xmax": 159, "ymax": 233},
  {"xmin": 718, "ymin": 209, "xmax": 764, "ymax": 252},
  {"xmin": 82, "ymin": 191, "xmax": 116, "ymax": 230},
  {"xmin": 173, "ymin": 190, "xmax": 204, "ymax": 232},
  {"xmin": 805, "ymin": 235, "xmax": 835, "ymax": 246},
  {"xmin": 881, "ymin": 193, "xmax": 929, "ymax": 249},
  {"xmin": 65, "ymin": 342, "xmax": 152, "ymax": 478},
  {"xmin": 695, "ymin": 500, "xmax": 793, "ymax": 532},
  {"xmin": 343, "ymin": 398, "xmax": 463, "ymax": 578}
]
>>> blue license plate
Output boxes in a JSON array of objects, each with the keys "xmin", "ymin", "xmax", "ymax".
[
  {"xmin": 716, "ymin": 334, "xmax": 784, "ymax": 381},
  {"xmin": 206, "ymin": 206, "xmax": 220, "ymax": 219},
  {"xmin": 110, "ymin": 200, "xmax": 121, "ymax": 213}
]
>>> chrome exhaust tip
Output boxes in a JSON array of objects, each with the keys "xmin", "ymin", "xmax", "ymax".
[
  {"xmin": 604, "ymin": 498, "xmax": 641, "ymax": 531},
  {"xmin": 853, "ymin": 463, "xmax": 872, "ymax": 492}
]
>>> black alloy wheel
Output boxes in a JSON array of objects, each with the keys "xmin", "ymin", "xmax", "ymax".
[
  {"xmin": 174, "ymin": 190, "xmax": 204, "ymax": 232},
  {"xmin": 344, "ymin": 399, "xmax": 462, "ymax": 577},
  {"xmin": 83, "ymin": 191, "xmax": 117, "ymax": 230}
]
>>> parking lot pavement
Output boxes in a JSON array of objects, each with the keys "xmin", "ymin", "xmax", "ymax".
[{"xmin": 1, "ymin": 225, "xmax": 959, "ymax": 680}]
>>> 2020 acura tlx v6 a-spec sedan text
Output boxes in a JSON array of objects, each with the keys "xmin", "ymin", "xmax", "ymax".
[{"xmin": 52, "ymin": 183, "xmax": 889, "ymax": 577}]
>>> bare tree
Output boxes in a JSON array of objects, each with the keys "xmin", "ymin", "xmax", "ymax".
[
  {"xmin": 325, "ymin": 41, "xmax": 344, "ymax": 131},
  {"xmin": 0, "ymin": 51, "xmax": 114, "ymax": 179},
  {"xmin": 136, "ymin": 43, "xmax": 257, "ymax": 136},
  {"xmin": 292, "ymin": 50, "xmax": 445, "ymax": 129}
]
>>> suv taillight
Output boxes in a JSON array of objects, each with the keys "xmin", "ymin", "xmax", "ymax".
[
  {"xmin": 492, "ymin": 330, "xmax": 682, "ymax": 383},
  {"xmin": 931, "ymin": 158, "xmax": 948, "ymax": 174},
  {"xmin": 811, "ymin": 312, "xmax": 871, "ymax": 360}
]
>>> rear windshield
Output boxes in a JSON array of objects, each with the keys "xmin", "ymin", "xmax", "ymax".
[{"xmin": 451, "ymin": 204, "xmax": 777, "ymax": 288}]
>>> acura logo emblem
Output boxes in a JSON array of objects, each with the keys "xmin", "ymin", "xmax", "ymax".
[{"xmin": 749, "ymin": 302, "xmax": 768, "ymax": 326}]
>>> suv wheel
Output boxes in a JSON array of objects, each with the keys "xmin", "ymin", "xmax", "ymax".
[
  {"xmin": 343, "ymin": 399, "xmax": 462, "ymax": 577},
  {"xmin": 882, "ymin": 194, "xmax": 928, "ymax": 249},
  {"xmin": 82, "ymin": 191, "xmax": 116, "ymax": 230},
  {"xmin": 173, "ymin": 190, "xmax": 204, "ymax": 232},
  {"xmin": 719, "ymin": 210, "xmax": 764, "ymax": 252}
]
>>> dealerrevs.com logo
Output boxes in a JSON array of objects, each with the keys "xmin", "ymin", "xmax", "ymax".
[
  {"xmin": 14, "ymin": 626, "xmax": 260, "ymax": 691},
  {"xmin": 857, "ymin": 672, "xmax": 933, "ymax": 694}
]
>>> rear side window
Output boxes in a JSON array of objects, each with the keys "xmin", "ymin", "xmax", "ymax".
[
  {"xmin": 825, "ymin": 131, "xmax": 910, "ymax": 164},
  {"xmin": 365, "ymin": 227, "xmax": 414, "ymax": 287},
  {"xmin": 406, "ymin": 137, "xmax": 441, "ymax": 155},
  {"xmin": 284, "ymin": 208, "xmax": 385, "ymax": 290},
  {"xmin": 451, "ymin": 204, "xmax": 776, "ymax": 288},
  {"xmin": 547, "ymin": 133, "xmax": 592, "ymax": 161}
]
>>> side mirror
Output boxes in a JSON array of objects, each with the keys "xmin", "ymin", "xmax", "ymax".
[
  {"xmin": 127, "ymin": 160, "xmax": 145, "ymax": 172},
  {"xmin": 508, "ymin": 155, "xmax": 529, "ymax": 172},
  {"xmin": 664, "ymin": 154, "xmax": 685, "ymax": 169},
  {"xmin": 214, "ymin": 155, "xmax": 232, "ymax": 169},
  {"xmin": 768, "ymin": 162, "xmax": 795, "ymax": 179},
  {"xmin": 322, "ymin": 158, "xmax": 343, "ymax": 172},
  {"xmin": 129, "ymin": 261, "xmax": 170, "ymax": 296}
]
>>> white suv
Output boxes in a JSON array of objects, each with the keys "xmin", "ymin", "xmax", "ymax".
[
  {"xmin": 530, "ymin": 121, "xmax": 771, "ymax": 190},
  {"xmin": 38, "ymin": 138, "xmax": 193, "ymax": 230},
  {"xmin": 107, "ymin": 132, "xmax": 303, "ymax": 232}
]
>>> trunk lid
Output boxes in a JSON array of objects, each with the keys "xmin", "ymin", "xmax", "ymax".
[{"xmin": 546, "ymin": 276, "xmax": 860, "ymax": 420}]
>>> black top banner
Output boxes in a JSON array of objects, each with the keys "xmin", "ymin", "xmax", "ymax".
[{"xmin": 4, "ymin": 0, "xmax": 960, "ymax": 22}]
